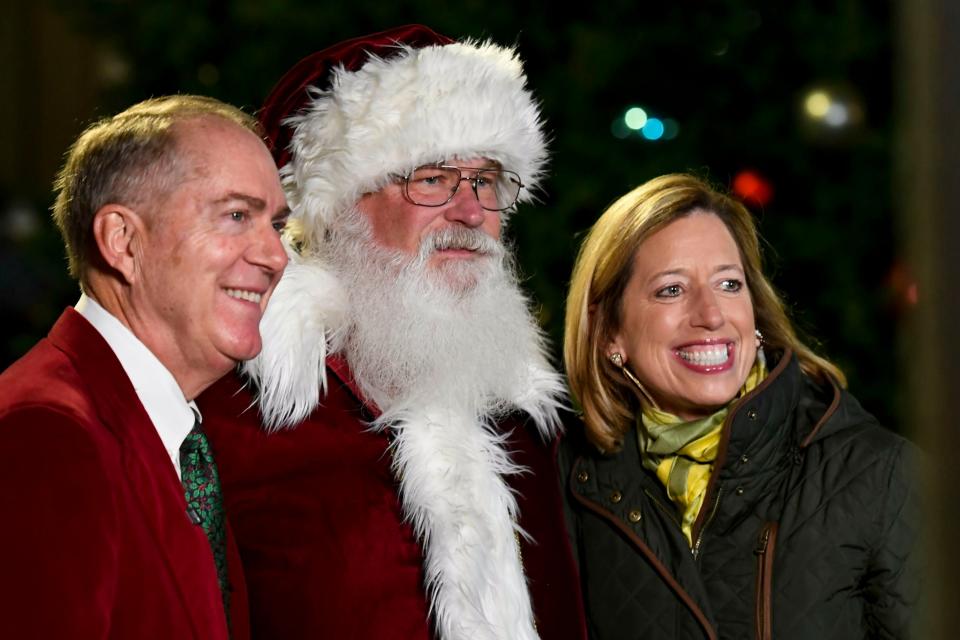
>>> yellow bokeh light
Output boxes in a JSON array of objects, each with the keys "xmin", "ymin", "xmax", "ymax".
[{"xmin": 805, "ymin": 91, "xmax": 831, "ymax": 118}]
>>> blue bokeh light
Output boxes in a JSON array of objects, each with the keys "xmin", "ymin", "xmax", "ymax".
[{"xmin": 641, "ymin": 117, "xmax": 665, "ymax": 140}]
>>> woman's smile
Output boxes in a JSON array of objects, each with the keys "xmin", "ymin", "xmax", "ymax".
[{"xmin": 673, "ymin": 340, "xmax": 736, "ymax": 372}]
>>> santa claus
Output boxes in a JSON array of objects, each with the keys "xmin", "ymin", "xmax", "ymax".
[{"xmin": 199, "ymin": 24, "xmax": 586, "ymax": 640}]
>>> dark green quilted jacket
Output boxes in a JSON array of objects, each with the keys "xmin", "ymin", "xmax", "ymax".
[{"xmin": 559, "ymin": 351, "xmax": 921, "ymax": 640}]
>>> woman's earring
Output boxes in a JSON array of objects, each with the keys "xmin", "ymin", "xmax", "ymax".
[
  {"xmin": 754, "ymin": 329, "xmax": 766, "ymax": 367},
  {"xmin": 608, "ymin": 352, "xmax": 658, "ymax": 409}
]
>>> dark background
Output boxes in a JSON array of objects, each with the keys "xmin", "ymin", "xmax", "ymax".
[
  {"xmin": 1, "ymin": 1, "xmax": 909, "ymax": 431},
  {"xmin": 9, "ymin": 3, "xmax": 960, "ymax": 635}
]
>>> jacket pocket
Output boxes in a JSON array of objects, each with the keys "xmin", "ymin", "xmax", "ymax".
[{"xmin": 754, "ymin": 521, "xmax": 779, "ymax": 640}]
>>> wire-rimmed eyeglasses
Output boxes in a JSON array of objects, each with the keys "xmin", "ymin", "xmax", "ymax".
[{"xmin": 397, "ymin": 164, "xmax": 524, "ymax": 212}]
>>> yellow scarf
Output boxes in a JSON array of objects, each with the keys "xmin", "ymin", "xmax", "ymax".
[{"xmin": 637, "ymin": 357, "xmax": 767, "ymax": 546}]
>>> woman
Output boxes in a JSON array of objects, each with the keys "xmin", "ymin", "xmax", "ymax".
[{"xmin": 560, "ymin": 174, "xmax": 919, "ymax": 639}]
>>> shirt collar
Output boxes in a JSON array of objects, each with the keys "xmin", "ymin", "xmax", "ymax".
[{"xmin": 75, "ymin": 293, "xmax": 197, "ymax": 479}]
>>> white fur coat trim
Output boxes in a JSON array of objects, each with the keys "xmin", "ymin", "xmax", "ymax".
[
  {"xmin": 281, "ymin": 39, "xmax": 548, "ymax": 250},
  {"xmin": 242, "ymin": 256, "xmax": 348, "ymax": 430},
  {"xmin": 379, "ymin": 404, "xmax": 539, "ymax": 640},
  {"xmin": 244, "ymin": 258, "xmax": 566, "ymax": 637}
]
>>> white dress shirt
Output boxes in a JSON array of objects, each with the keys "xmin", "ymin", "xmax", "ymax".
[{"xmin": 76, "ymin": 294, "xmax": 198, "ymax": 480}]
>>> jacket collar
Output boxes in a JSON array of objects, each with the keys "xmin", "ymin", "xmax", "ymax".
[{"xmin": 714, "ymin": 349, "xmax": 800, "ymax": 475}]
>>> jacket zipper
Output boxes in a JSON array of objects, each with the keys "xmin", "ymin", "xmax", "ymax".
[
  {"xmin": 692, "ymin": 487, "xmax": 723, "ymax": 559},
  {"xmin": 643, "ymin": 488, "xmax": 683, "ymax": 528},
  {"xmin": 754, "ymin": 521, "xmax": 778, "ymax": 640}
]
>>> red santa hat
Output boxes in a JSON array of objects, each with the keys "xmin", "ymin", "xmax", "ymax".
[{"xmin": 259, "ymin": 24, "xmax": 549, "ymax": 250}]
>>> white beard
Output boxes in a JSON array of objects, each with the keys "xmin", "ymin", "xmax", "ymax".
[{"xmin": 326, "ymin": 207, "xmax": 552, "ymax": 418}]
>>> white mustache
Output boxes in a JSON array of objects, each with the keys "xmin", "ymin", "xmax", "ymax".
[{"xmin": 420, "ymin": 227, "xmax": 502, "ymax": 256}]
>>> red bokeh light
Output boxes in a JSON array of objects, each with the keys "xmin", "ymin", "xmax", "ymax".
[{"xmin": 732, "ymin": 170, "xmax": 774, "ymax": 207}]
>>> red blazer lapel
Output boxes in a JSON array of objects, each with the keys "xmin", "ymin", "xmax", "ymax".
[{"xmin": 49, "ymin": 308, "xmax": 230, "ymax": 639}]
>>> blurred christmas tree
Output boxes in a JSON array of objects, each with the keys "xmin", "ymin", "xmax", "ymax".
[{"xmin": 6, "ymin": 0, "xmax": 904, "ymax": 428}]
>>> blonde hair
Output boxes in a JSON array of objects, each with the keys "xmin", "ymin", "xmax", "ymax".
[{"xmin": 564, "ymin": 174, "xmax": 845, "ymax": 452}]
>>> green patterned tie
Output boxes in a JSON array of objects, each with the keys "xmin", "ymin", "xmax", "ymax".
[{"xmin": 180, "ymin": 414, "xmax": 230, "ymax": 627}]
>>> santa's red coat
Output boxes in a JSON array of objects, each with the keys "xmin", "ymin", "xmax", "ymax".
[{"xmin": 198, "ymin": 356, "xmax": 587, "ymax": 639}]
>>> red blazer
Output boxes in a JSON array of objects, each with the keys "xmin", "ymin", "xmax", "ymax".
[{"xmin": 0, "ymin": 308, "xmax": 249, "ymax": 640}]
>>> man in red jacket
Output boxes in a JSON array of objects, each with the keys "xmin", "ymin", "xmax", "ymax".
[
  {"xmin": 198, "ymin": 24, "xmax": 587, "ymax": 640},
  {"xmin": 0, "ymin": 95, "xmax": 289, "ymax": 639}
]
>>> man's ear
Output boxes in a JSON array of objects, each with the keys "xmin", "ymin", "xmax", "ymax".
[{"xmin": 91, "ymin": 204, "xmax": 144, "ymax": 284}]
